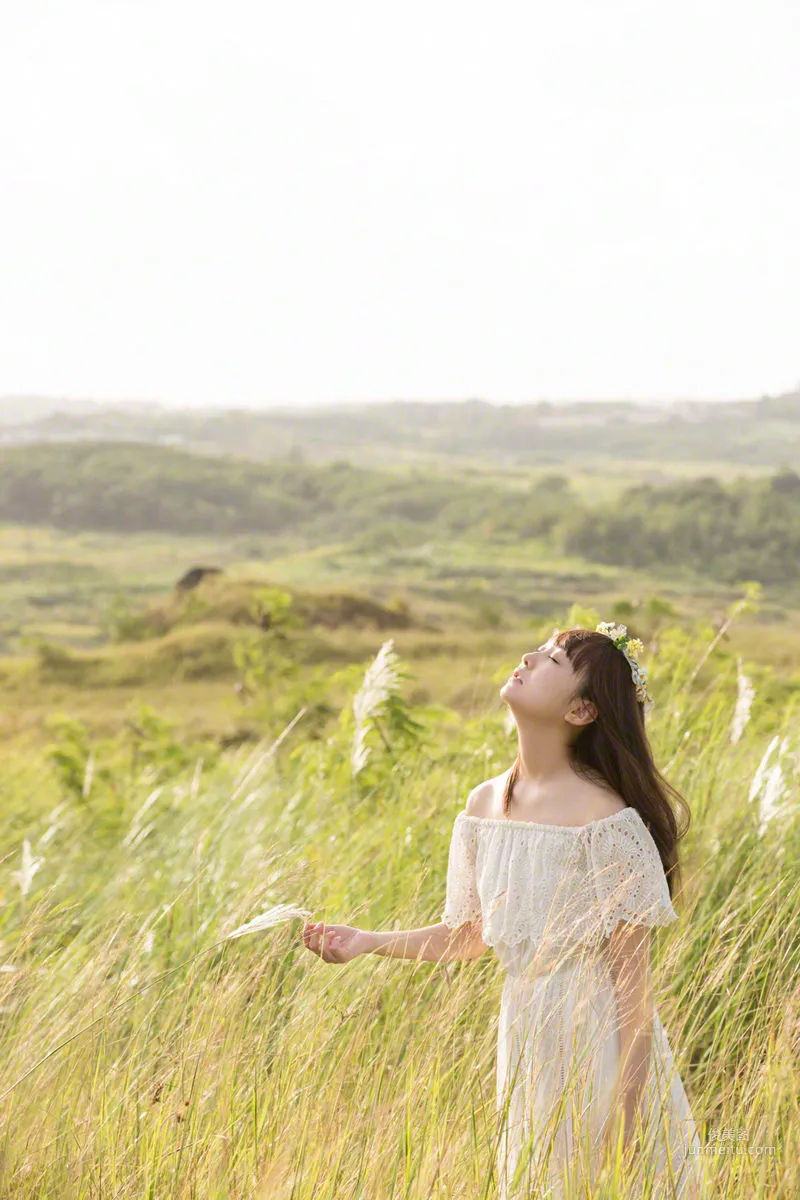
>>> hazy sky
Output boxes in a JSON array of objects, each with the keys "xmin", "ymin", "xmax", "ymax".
[{"xmin": 1, "ymin": 1, "xmax": 798, "ymax": 409}]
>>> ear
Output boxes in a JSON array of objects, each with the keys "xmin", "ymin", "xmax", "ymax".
[{"xmin": 565, "ymin": 698, "xmax": 598, "ymax": 727}]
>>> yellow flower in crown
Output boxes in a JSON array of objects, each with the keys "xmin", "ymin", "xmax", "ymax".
[{"xmin": 595, "ymin": 621, "xmax": 652, "ymax": 707}]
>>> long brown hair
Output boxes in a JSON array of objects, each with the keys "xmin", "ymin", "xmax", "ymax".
[{"xmin": 502, "ymin": 627, "xmax": 691, "ymax": 901}]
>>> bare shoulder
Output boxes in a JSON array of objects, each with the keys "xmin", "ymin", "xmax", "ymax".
[
  {"xmin": 463, "ymin": 770, "xmax": 627, "ymax": 824},
  {"xmin": 464, "ymin": 771, "xmax": 509, "ymax": 817},
  {"xmin": 576, "ymin": 779, "xmax": 629, "ymax": 822}
]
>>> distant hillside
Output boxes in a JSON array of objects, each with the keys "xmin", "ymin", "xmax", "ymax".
[
  {"xmin": 1, "ymin": 441, "xmax": 800, "ymax": 584},
  {"xmin": 14, "ymin": 574, "xmax": 421, "ymax": 690},
  {"xmin": 0, "ymin": 441, "xmax": 515, "ymax": 538},
  {"xmin": 1, "ymin": 391, "xmax": 798, "ymax": 468},
  {"xmin": 114, "ymin": 573, "xmax": 419, "ymax": 642}
]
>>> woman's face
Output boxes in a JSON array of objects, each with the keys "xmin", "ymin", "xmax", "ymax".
[{"xmin": 499, "ymin": 636, "xmax": 595, "ymax": 727}]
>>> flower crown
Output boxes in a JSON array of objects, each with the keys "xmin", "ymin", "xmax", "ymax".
[
  {"xmin": 594, "ymin": 621, "xmax": 652, "ymax": 706},
  {"xmin": 546, "ymin": 622, "xmax": 653, "ymax": 708}
]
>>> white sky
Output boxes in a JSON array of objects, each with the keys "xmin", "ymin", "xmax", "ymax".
[{"xmin": 1, "ymin": 1, "xmax": 799, "ymax": 409}]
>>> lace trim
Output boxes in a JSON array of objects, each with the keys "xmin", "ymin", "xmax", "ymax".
[
  {"xmin": 441, "ymin": 811, "xmax": 483, "ymax": 929},
  {"xmin": 440, "ymin": 803, "xmax": 678, "ymax": 947},
  {"xmin": 455, "ymin": 807, "xmax": 635, "ymax": 834},
  {"xmin": 586, "ymin": 815, "xmax": 679, "ymax": 939}
]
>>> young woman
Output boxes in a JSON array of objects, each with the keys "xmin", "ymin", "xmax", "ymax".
[{"xmin": 301, "ymin": 624, "xmax": 703, "ymax": 1198}]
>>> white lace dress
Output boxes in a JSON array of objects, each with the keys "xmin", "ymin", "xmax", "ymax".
[{"xmin": 441, "ymin": 805, "xmax": 704, "ymax": 1199}]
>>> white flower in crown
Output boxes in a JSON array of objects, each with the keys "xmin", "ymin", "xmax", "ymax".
[{"xmin": 595, "ymin": 621, "xmax": 652, "ymax": 707}]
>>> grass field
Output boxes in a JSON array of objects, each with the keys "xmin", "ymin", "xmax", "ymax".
[
  {"xmin": 0, "ymin": 455, "xmax": 798, "ymax": 1199},
  {"xmin": 0, "ymin": 558, "xmax": 798, "ymax": 1194}
]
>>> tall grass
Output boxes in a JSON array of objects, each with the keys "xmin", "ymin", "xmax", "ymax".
[{"xmin": 0, "ymin": 622, "xmax": 798, "ymax": 1197}]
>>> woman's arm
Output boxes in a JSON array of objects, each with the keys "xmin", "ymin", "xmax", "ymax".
[
  {"xmin": 302, "ymin": 919, "xmax": 488, "ymax": 964},
  {"xmin": 369, "ymin": 920, "xmax": 487, "ymax": 962},
  {"xmin": 604, "ymin": 922, "xmax": 655, "ymax": 1154}
]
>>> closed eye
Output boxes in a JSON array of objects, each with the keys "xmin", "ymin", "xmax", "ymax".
[{"xmin": 535, "ymin": 644, "xmax": 561, "ymax": 665}]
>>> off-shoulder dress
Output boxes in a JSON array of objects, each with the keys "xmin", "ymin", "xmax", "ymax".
[{"xmin": 441, "ymin": 803, "xmax": 703, "ymax": 1199}]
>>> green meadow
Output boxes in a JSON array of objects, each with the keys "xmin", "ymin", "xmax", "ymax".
[{"xmin": 0, "ymin": 413, "xmax": 799, "ymax": 1196}]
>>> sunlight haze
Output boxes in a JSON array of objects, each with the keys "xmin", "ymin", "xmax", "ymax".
[{"xmin": 1, "ymin": 1, "xmax": 798, "ymax": 409}]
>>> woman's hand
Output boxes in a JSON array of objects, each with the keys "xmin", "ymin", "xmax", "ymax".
[{"xmin": 301, "ymin": 922, "xmax": 373, "ymax": 964}]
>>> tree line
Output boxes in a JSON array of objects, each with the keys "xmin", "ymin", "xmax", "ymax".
[{"xmin": 0, "ymin": 442, "xmax": 798, "ymax": 583}]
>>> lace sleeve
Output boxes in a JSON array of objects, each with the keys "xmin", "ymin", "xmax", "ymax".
[
  {"xmin": 441, "ymin": 814, "xmax": 483, "ymax": 928},
  {"xmin": 587, "ymin": 810, "xmax": 678, "ymax": 938}
]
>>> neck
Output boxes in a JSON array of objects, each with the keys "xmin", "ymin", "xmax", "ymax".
[{"xmin": 514, "ymin": 718, "xmax": 573, "ymax": 784}]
